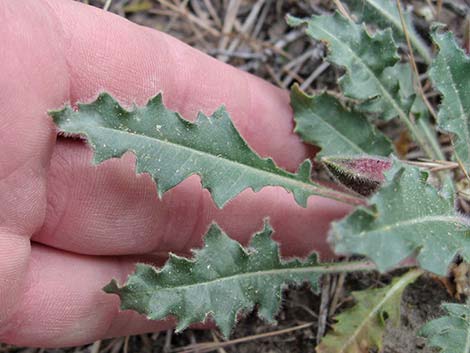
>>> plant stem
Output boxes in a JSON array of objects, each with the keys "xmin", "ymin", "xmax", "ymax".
[{"xmin": 397, "ymin": 0, "xmax": 445, "ymax": 162}]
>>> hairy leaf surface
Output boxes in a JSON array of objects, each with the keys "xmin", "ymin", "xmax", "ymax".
[
  {"xmin": 104, "ymin": 223, "xmax": 326, "ymax": 338},
  {"xmin": 331, "ymin": 160, "xmax": 470, "ymax": 275},
  {"xmin": 317, "ymin": 270, "xmax": 422, "ymax": 353},
  {"xmin": 420, "ymin": 303, "xmax": 470, "ymax": 353},
  {"xmin": 343, "ymin": 0, "xmax": 431, "ymax": 64},
  {"xmin": 431, "ymin": 30, "xmax": 470, "ymax": 168},
  {"xmin": 287, "ymin": 12, "xmax": 412, "ymax": 121},
  {"xmin": 291, "ymin": 84, "xmax": 393, "ymax": 158},
  {"xmin": 51, "ymin": 93, "xmax": 360, "ymax": 208}
]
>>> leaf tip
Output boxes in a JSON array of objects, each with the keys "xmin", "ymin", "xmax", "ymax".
[
  {"xmin": 103, "ymin": 278, "xmax": 121, "ymax": 295},
  {"xmin": 285, "ymin": 14, "xmax": 306, "ymax": 27}
]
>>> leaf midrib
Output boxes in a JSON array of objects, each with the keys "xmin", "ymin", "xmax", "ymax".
[
  {"xmin": 359, "ymin": 214, "xmax": 465, "ymax": 237},
  {"xmin": 306, "ymin": 108, "xmax": 365, "ymax": 155},
  {"xmin": 126, "ymin": 261, "xmax": 375, "ymax": 297},
  {"xmin": 438, "ymin": 52, "xmax": 470, "ymax": 163},
  {"xmin": 84, "ymin": 124, "xmax": 356, "ymax": 201},
  {"xmin": 338, "ymin": 269, "xmax": 422, "ymax": 352},
  {"xmin": 310, "ymin": 22, "xmax": 409, "ymax": 125},
  {"xmin": 364, "ymin": 0, "xmax": 430, "ymax": 64}
]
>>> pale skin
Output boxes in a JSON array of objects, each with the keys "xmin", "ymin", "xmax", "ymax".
[{"xmin": 0, "ymin": 0, "xmax": 350, "ymax": 347}]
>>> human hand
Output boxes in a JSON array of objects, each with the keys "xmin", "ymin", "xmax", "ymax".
[{"xmin": 0, "ymin": 0, "xmax": 350, "ymax": 347}]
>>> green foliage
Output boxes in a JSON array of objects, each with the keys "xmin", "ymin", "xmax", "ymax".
[
  {"xmin": 105, "ymin": 222, "xmax": 326, "ymax": 338},
  {"xmin": 419, "ymin": 302, "xmax": 470, "ymax": 353},
  {"xmin": 317, "ymin": 270, "xmax": 422, "ymax": 353},
  {"xmin": 51, "ymin": 93, "xmax": 361, "ymax": 208},
  {"xmin": 430, "ymin": 30, "xmax": 470, "ymax": 168},
  {"xmin": 287, "ymin": 12, "xmax": 410, "ymax": 121},
  {"xmin": 287, "ymin": 12, "xmax": 439, "ymax": 160},
  {"xmin": 343, "ymin": 0, "xmax": 431, "ymax": 64},
  {"xmin": 291, "ymin": 84, "xmax": 393, "ymax": 158},
  {"xmin": 331, "ymin": 160, "xmax": 470, "ymax": 276}
]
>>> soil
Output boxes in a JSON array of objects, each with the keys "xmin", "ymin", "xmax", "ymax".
[{"xmin": 3, "ymin": 0, "xmax": 470, "ymax": 352}]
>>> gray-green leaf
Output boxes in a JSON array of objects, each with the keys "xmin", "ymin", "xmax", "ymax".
[
  {"xmin": 287, "ymin": 12, "xmax": 441, "ymax": 159},
  {"xmin": 431, "ymin": 30, "xmax": 470, "ymax": 168},
  {"xmin": 287, "ymin": 12, "xmax": 410, "ymax": 121},
  {"xmin": 291, "ymin": 84, "xmax": 393, "ymax": 158},
  {"xmin": 330, "ymin": 159, "xmax": 470, "ymax": 275},
  {"xmin": 343, "ymin": 0, "xmax": 432, "ymax": 64},
  {"xmin": 104, "ymin": 222, "xmax": 325, "ymax": 338},
  {"xmin": 420, "ymin": 302, "xmax": 470, "ymax": 353},
  {"xmin": 317, "ymin": 269, "xmax": 422, "ymax": 353},
  {"xmin": 51, "ymin": 93, "xmax": 361, "ymax": 208}
]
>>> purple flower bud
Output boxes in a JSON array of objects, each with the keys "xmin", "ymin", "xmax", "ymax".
[{"xmin": 322, "ymin": 156, "xmax": 392, "ymax": 197}]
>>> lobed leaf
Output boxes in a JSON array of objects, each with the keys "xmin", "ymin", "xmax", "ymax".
[
  {"xmin": 287, "ymin": 12, "xmax": 442, "ymax": 159},
  {"xmin": 430, "ymin": 30, "xmax": 470, "ymax": 168},
  {"xmin": 419, "ymin": 302, "xmax": 470, "ymax": 353},
  {"xmin": 291, "ymin": 84, "xmax": 393, "ymax": 158},
  {"xmin": 287, "ymin": 12, "xmax": 413, "ymax": 121},
  {"xmin": 330, "ymin": 159, "xmax": 470, "ymax": 276},
  {"xmin": 317, "ymin": 269, "xmax": 422, "ymax": 353},
  {"xmin": 343, "ymin": 0, "xmax": 432, "ymax": 64},
  {"xmin": 50, "ymin": 93, "xmax": 362, "ymax": 208},
  {"xmin": 105, "ymin": 222, "xmax": 324, "ymax": 338}
]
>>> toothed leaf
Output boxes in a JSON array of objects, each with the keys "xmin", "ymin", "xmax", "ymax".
[
  {"xmin": 287, "ymin": 12, "xmax": 414, "ymax": 121},
  {"xmin": 291, "ymin": 85, "xmax": 393, "ymax": 158},
  {"xmin": 343, "ymin": 0, "xmax": 431, "ymax": 64},
  {"xmin": 331, "ymin": 159, "xmax": 470, "ymax": 275},
  {"xmin": 431, "ymin": 30, "xmax": 470, "ymax": 168},
  {"xmin": 420, "ymin": 303, "xmax": 470, "ymax": 353},
  {"xmin": 50, "ymin": 93, "xmax": 358, "ymax": 208},
  {"xmin": 104, "ymin": 223, "xmax": 323, "ymax": 338},
  {"xmin": 317, "ymin": 270, "xmax": 422, "ymax": 353}
]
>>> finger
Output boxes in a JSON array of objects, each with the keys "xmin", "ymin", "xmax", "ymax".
[
  {"xmin": 31, "ymin": 0, "xmax": 349, "ymax": 257},
  {"xmin": 0, "ymin": 244, "xmax": 173, "ymax": 347},
  {"xmin": 0, "ymin": 0, "xmax": 69, "ymax": 328},
  {"xmin": 34, "ymin": 139, "xmax": 348, "ymax": 258},
  {"xmin": 49, "ymin": 0, "xmax": 310, "ymax": 170}
]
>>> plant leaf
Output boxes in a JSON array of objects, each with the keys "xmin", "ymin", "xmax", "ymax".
[
  {"xmin": 430, "ymin": 30, "xmax": 470, "ymax": 168},
  {"xmin": 287, "ymin": 12, "xmax": 442, "ymax": 159},
  {"xmin": 291, "ymin": 84, "xmax": 393, "ymax": 158},
  {"xmin": 317, "ymin": 269, "xmax": 422, "ymax": 353},
  {"xmin": 419, "ymin": 302, "xmax": 470, "ymax": 353},
  {"xmin": 343, "ymin": 0, "xmax": 432, "ymax": 64},
  {"xmin": 50, "ymin": 93, "xmax": 362, "ymax": 208},
  {"xmin": 330, "ymin": 159, "xmax": 470, "ymax": 275},
  {"xmin": 105, "ymin": 222, "xmax": 328, "ymax": 338},
  {"xmin": 287, "ymin": 12, "xmax": 412, "ymax": 121}
]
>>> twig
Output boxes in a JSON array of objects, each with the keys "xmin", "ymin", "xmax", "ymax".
[
  {"xmin": 90, "ymin": 340, "xmax": 102, "ymax": 353},
  {"xmin": 172, "ymin": 322, "xmax": 314, "ymax": 353},
  {"xmin": 123, "ymin": 336, "xmax": 130, "ymax": 353},
  {"xmin": 331, "ymin": 0, "xmax": 353, "ymax": 21},
  {"xmin": 329, "ymin": 272, "xmax": 346, "ymax": 316},
  {"xmin": 456, "ymin": 152, "xmax": 470, "ymax": 184},
  {"xmin": 202, "ymin": 0, "xmax": 222, "ymax": 28},
  {"xmin": 103, "ymin": 0, "xmax": 112, "ymax": 11},
  {"xmin": 300, "ymin": 61, "xmax": 330, "ymax": 90},
  {"xmin": 316, "ymin": 275, "xmax": 331, "ymax": 343},
  {"xmin": 164, "ymin": 329, "xmax": 173, "ymax": 353},
  {"xmin": 156, "ymin": 0, "xmax": 220, "ymax": 37}
]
